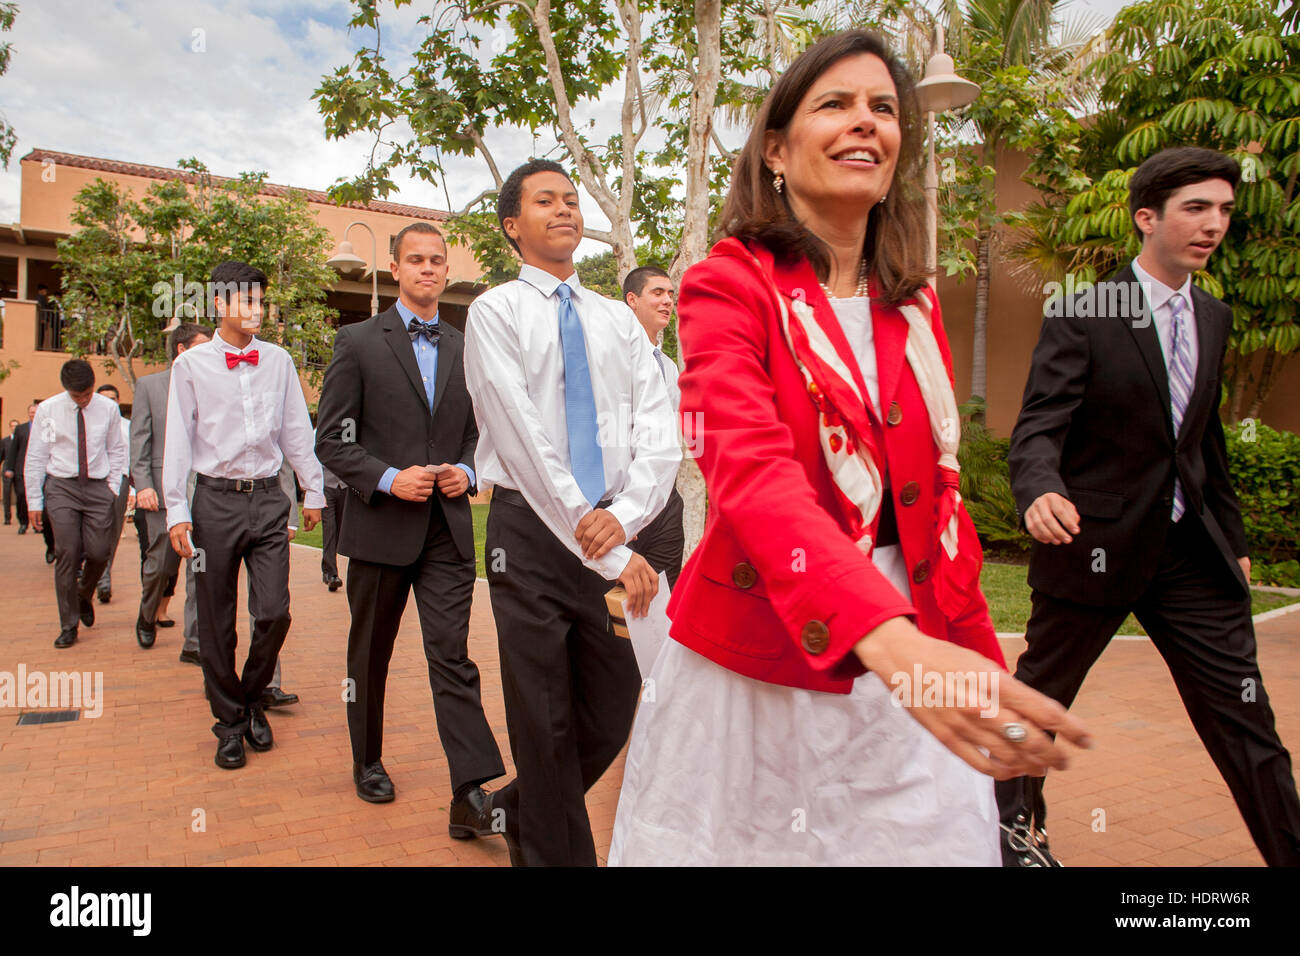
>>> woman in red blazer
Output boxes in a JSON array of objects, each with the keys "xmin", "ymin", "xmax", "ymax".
[{"xmin": 610, "ymin": 30, "xmax": 1090, "ymax": 866}]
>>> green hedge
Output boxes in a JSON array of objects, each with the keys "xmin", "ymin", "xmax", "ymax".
[
  {"xmin": 1226, "ymin": 421, "xmax": 1300, "ymax": 585},
  {"xmin": 958, "ymin": 399, "xmax": 1030, "ymax": 551}
]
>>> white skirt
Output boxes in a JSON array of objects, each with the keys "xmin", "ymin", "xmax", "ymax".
[{"xmin": 609, "ymin": 547, "xmax": 1000, "ymax": 867}]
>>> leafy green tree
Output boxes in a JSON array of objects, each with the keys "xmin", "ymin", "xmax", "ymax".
[
  {"xmin": 1042, "ymin": 0, "xmax": 1300, "ymax": 421},
  {"xmin": 0, "ymin": 2, "xmax": 18, "ymax": 167},
  {"xmin": 56, "ymin": 160, "xmax": 339, "ymax": 392}
]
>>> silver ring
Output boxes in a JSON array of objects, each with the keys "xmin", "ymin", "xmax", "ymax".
[{"xmin": 1002, "ymin": 722, "xmax": 1028, "ymax": 743}]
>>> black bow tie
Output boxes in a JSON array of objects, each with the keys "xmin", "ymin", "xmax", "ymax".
[{"xmin": 407, "ymin": 318, "xmax": 441, "ymax": 344}]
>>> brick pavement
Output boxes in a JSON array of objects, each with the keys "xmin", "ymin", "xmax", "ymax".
[{"xmin": 0, "ymin": 522, "xmax": 1296, "ymax": 866}]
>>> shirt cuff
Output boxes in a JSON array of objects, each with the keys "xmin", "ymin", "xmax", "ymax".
[
  {"xmin": 302, "ymin": 491, "xmax": 326, "ymax": 510},
  {"xmin": 455, "ymin": 463, "xmax": 476, "ymax": 486},
  {"xmin": 377, "ymin": 467, "xmax": 399, "ymax": 495},
  {"xmin": 166, "ymin": 504, "xmax": 192, "ymax": 529},
  {"xmin": 593, "ymin": 543, "xmax": 635, "ymax": 581}
]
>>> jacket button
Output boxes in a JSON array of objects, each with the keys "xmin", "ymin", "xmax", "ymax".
[
  {"xmin": 801, "ymin": 620, "xmax": 830, "ymax": 654},
  {"xmin": 887, "ymin": 401, "xmax": 903, "ymax": 426},
  {"xmin": 912, "ymin": 559, "xmax": 931, "ymax": 584},
  {"xmin": 900, "ymin": 481, "xmax": 920, "ymax": 506},
  {"xmin": 731, "ymin": 562, "xmax": 757, "ymax": 589},
  {"xmin": 428, "ymin": 440, "xmax": 436, "ymax": 448}
]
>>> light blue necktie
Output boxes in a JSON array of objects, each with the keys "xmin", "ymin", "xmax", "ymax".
[
  {"xmin": 1168, "ymin": 293, "xmax": 1194, "ymax": 521},
  {"xmin": 555, "ymin": 283, "xmax": 605, "ymax": 506}
]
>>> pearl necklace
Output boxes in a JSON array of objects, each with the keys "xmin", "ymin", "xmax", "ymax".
[{"xmin": 819, "ymin": 260, "xmax": 870, "ymax": 299}]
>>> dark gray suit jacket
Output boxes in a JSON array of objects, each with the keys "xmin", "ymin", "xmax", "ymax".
[
  {"xmin": 1009, "ymin": 264, "xmax": 1249, "ymax": 607},
  {"xmin": 130, "ymin": 369, "xmax": 171, "ymax": 539},
  {"xmin": 315, "ymin": 307, "xmax": 478, "ymax": 565}
]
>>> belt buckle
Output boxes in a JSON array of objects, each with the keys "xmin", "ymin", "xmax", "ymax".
[{"xmin": 236, "ymin": 478, "xmax": 255, "ymax": 493}]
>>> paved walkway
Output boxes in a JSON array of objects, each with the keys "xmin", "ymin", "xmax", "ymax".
[{"xmin": 0, "ymin": 522, "xmax": 1296, "ymax": 866}]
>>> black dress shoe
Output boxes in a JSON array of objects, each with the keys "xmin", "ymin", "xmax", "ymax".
[
  {"xmin": 156, "ymin": 618, "xmax": 176, "ymax": 628},
  {"xmin": 135, "ymin": 614, "xmax": 156, "ymax": 649},
  {"xmin": 53, "ymin": 628, "xmax": 78, "ymax": 649},
  {"xmin": 328, "ymin": 575, "xmax": 342, "ymax": 592},
  {"xmin": 353, "ymin": 761, "xmax": 395, "ymax": 803},
  {"xmin": 17, "ymin": 523, "xmax": 27, "ymax": 534},
  {"xmin": 245, "ymin": 707, "xmax": 273, "ymax": 752},
  {"xmin": 45, "ymin": 549, "xmax": 54, "ymax": 563},
  {"xmin": 178, "ymin": 647, "xmax": 200, "ymax": 665},
  {"xmin": 215, "ymin": 735, "xmax": 246, "ymax": 769},
  {"xmin": 449, "ymin": 786, "xmax": 500, "ymax": 839},
  {"xmin": 78, "ymin": 595, "xmax": 94, "ymax": 627},
  {"xmin": 97, "ymin": 586, "xmax": 111, "ymax": 604},
  {"xmin": 260, "ymin": 687, "xmax": 299, "ymax": 709}
]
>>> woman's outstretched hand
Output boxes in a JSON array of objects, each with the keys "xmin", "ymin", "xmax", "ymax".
[{"xmin": 854, "ymin": 617, "xmax": 1093, "ymax": 780}]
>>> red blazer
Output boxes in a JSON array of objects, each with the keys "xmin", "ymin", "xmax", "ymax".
[{"xmin": 667, "ymin": 238, "xmax": 1004, "ymax": 694}]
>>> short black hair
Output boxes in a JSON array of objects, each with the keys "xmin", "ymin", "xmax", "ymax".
[
  {"xmin": 496, "ymin": 158, "xmax": 573, "ymax": 255},
  {"xmin": 96, "ymin": 384, "xmax": 119, "ymax": 397},
  {"xmin": 168, "ymin": 322, "xmax": 211, "ymax": 360},
  {"xmin": 623, "ymin": 265, "xmax": 670, "ymax": 299},
  {"xmin": 60, "ymin": 359, "xmax": 95, "ymax": 394},
  {"xmin": 1129, "ymin": 147, "xmax": 1240, "ymax": 236},
  {"xmin": 209, "ymin": 261, "xmax": 267, "ymax": 304},
  {"xmin": 391, "ymin": 222, "xmax": 446, "ymax": 262}
]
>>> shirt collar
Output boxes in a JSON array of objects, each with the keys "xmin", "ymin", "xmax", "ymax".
[
  {"xmin": 518, "ymin": 263, "xmax": 584, "ymax": 302},
  {"xmin": 212, "ymin": 329, "xmax": 261, "ymax": 355},
  {"xmin": 1131, "ymin": 258, "xmax": 1193, "ymax": 313},
  {"xmin": 395, "ymin": 298, "xmax": 439, "ymax": 326}
]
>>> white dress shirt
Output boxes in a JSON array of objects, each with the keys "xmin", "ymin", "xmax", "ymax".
[
  {"xmin": 651, "ymin": 346, "xmax": 681, "ymax": 414},
  {"xmin": 24, "ymin": 391, "xmax": 128, "ymax": 511},
  {"xmin": 465, "ymin": 264, "xmax": 681, "ymax": 580},
  {"xmin": 1132, "ymin": 257, "xmax": 1199, "ymax": 378},
  {"xmin": 163, "ymin": 330, "xmax": 325, "ymax": 529}
]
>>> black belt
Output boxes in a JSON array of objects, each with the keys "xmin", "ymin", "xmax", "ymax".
[
  {"xmin": 492, "ymin": 486, "xmax": 614, "ymax": 511},
  {"xmin": 196, "ymin": 474, "xmax": 280, "ymax": 493}
]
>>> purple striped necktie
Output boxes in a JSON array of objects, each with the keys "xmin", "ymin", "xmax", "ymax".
[{"xmin": 1168, "ymin": 293, "xmax": 1194, "ymax": 521}]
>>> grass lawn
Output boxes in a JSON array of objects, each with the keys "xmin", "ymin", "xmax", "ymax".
[{"xmin": 297, "ymin": 507, "xmax": 1298, "ymax": 631}]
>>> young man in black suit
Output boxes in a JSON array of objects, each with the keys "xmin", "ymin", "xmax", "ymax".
[
  {"xmin": 315, "ymin": 222, "xmax": 506, "ymax": 837},
  {"xmin": 2, "ymin": 419, "xmax": 16, "ymax": 524},
  {"xmin": 5, "ymin": 402, "xmax": 39, "ymax": 536},
  {"xmin": 999, "ymin": 147, "xmax": 1300, "ymax": 867}
]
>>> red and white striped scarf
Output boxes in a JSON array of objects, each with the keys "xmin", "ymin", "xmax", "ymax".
[{"xmin": 748, "ymin": 248, "xmax": 980, "ymax": 617}]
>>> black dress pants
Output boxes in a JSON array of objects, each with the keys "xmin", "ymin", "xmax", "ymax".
[
  {"xmin": 996, "ymin": 516, "xmax": 1300, "ymax": 866},
  {"xmin": 629, "ymin": 487, "xmax": 684, "ymax": 590},
  {"xmin": 321, "ymin": 484, "xmax": 346, "ymax": 578},
  {"xmin": 191, "ymin": 477, "xmax": 293, "ymax": 739},
  {"xmin": 344, "ymin": 497, "xmax": 504, "ymax": 792},
  {"xmin": 485, "ymin": 489, "xmax": 642, "ymax": 866}
]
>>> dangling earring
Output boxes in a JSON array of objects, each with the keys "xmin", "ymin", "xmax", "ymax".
[{"xmin": 772, "ymin": 170, "xmax": 784, "ymax": 194}]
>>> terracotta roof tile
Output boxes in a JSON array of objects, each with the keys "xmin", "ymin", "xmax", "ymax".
[{"xmin": 22, "ymin": 148, "xmax": 450, "ymax": 222}]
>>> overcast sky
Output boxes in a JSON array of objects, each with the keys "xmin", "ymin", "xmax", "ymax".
[{"xmin": 0, "ymin": 0, "xmax": 1140, "ymax": 258}]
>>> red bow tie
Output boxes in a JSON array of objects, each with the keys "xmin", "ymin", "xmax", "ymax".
[{"xmin": 226, "ymin": 350, "xmax": 260, "ymax": 369}]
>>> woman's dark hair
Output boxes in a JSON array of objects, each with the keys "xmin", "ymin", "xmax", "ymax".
[
  {"xmin": 1128, "ymin": 147, "xmax": 1240, "ymax": 237},
  {"xmin": 719, "ymin": 29, "xmax": 930, "ymax": 304}
]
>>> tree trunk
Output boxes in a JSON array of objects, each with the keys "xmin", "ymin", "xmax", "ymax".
[
  {"xmin": 671, "ymin": 0, "xmax": 722, "ymax": 559},
  {"xmin": 970, "ymin": 227, "xmax": 992, "ymax": 423}
]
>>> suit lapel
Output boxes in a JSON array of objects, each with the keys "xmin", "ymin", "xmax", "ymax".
[
  {"xmin": 431, "ymin": 328, "xmax": 458, "ymax": 419},
  {"xmin": 1116, "ymin": 264, "xmax": 1173, "ymax": 439},
  {"xmin": 382, "ymin": 307, "xmax": 430, "ymax": 412},
  {"xmin": 1182, "ymin": 286, "xmax": 1222, "ymax": 443}
]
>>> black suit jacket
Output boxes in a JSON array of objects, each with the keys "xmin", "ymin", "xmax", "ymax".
[
  {"xmin": 5, "ymin": 422, "xmax": 30, "ymax": 478},
  {"xmin": 315, "ymin": 306, "xmax": 478, "ymax": 565},
  {"xmin": 1008, "ymin": 264, "xmax": 1249, "ymax": 607}
]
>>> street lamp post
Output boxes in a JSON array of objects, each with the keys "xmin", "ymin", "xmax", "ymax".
[
  {"xmin": 914, "ymin": 24, "xmax": 980, "ymax": 286},
  {"xmin": 327, "ymin": 221, "xmax": 381, "ymax": 317}
]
